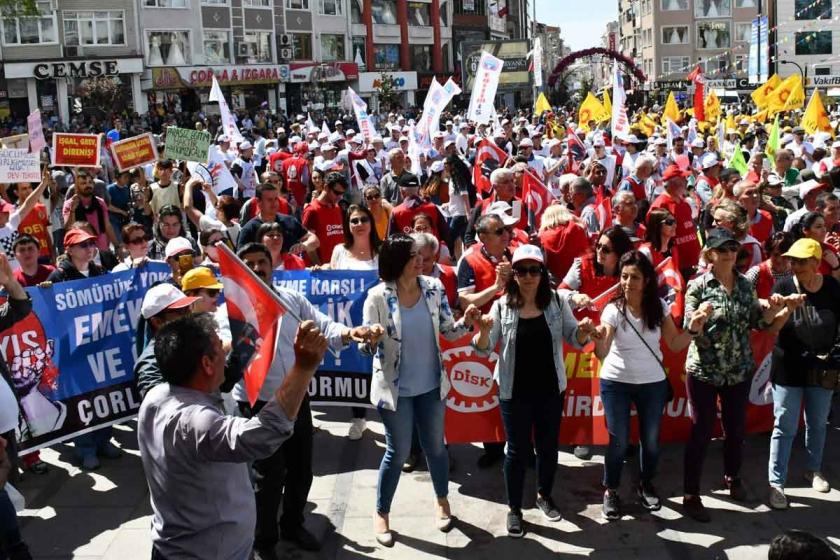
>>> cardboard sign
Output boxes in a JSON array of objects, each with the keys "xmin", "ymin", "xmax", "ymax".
[
  {"xmin": 1, "ymin": 133, "xmax": 29, "ymax": 150},
  {"xmin": 51, "ymin": 133, "xmax": 101, "ymax": 168},
  {"xmin": 164, "ymin": 127, "xmax": 211, "ymax": 163},
  {"xmin": 110, "ymin": 133, "xmax": 158, "ymax": 171},
  {"xmin": 27, "ymin": 111, "xmax": 46, "ymax": 153},
  {"xmin": 0, "ymin": 149, "xmax": 42, "ymax": 183}
]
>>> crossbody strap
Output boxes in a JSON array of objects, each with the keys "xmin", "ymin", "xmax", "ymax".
[{"xmin": 619, "ymin": 305, "xmax": 667, "ymax": 375}]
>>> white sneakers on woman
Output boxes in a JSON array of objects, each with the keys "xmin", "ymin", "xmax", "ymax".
[
  {"xmin": 769, "ymin": 472, "xmax": 831, "ymax": 510},
  {"xmin": 348, "ymin": 418, "xmax": 367, "ymax": 440},
  {"xmin": 805, "ymin": 471, "xmax": 831, "ymax": 493}
]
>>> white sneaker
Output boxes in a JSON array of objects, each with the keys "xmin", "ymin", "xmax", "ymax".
[
  {"xmin": 348, "ymin": 418, "xmax": 366, "ymax": 440},
  {"xmin": 805, "ymin": 471, "xmax": 831, "ymax": 493},
  {"xmin": 768, "ymin": 485, "xmax": 788, "ymax": 509}
]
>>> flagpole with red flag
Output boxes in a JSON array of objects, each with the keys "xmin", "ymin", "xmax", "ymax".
[{"xmin": 687, "ymin": 66, "xmax": 705, "ymax": 123}]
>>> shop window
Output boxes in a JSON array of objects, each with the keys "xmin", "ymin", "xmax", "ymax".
[
  {"xmin": 795, "ymin": 31, "xmax": 832, "ymax": 55},
  {"xmin": 321, "ymin": 34, "xmax": 345, "ymax": 61},
  {"xmin": 411, "ymin": 45, "xmax": 431, "ymax": 71},
  {"xmin": 144, "ymin": 0, "xmax": 188, "ymax": 7},
  {"xmin": 352, "ymin": 37, "xmax": 366, "ymax": 65},
  {"xmin": 374, "ymin": 44, "xmax": 399, "ymax": 70},
  {"xmin": 661, "ymin": 26, "xmax": 688, "ymax": 45},
  {"xmin": 320, "ymin": 0, "xmax": 343, "ymax": 15},
  {"xmin": 292, "ymin": 33, "xmax": 312, "ymax": 60},
  {"xmin": 241, "ymin": 31, "xmax": 272, "ymax": 62},
  {"xmin": 408, "ymin": 2, "xmax": 431, "ymax": 26},
  {"xmin": 694, "ymin": 0, "xmax": 731, "ymax": 18},
  {"xmin": 350, "ymin": 0, "xmax": 363, "ymax": 22},
  {"xmin": 287, "ymin": 0, "xmax": 309, "ymax": 8},
  {"xmin": 63, "ymin": 11, "xmax": 125, "ymax": 46},
  {"xmin": 2, "ymin": 1, "xmax": 57, "ymax": 45},
  {"xmin": 735, "ymin": 22, "xmax": 750, "ymax": 43},
  {"xmin": 696, "ymin": 21, "xmax": 730, "ymax": 49},
  {"xmin": 203, "ymin": 30, "xmax": 230, "ymax": 63},
  {"xmin": 244, "ymin": 0, "xmax": 270, "ymax": 6},
  {"xmin": 372, "ymin": 0, "xmax": 398, "ymax": 24},
  {"xmin": 146, "ymin": 30, "xmax": 191, "ymax": 66},
  {"xmin": 795, "ymin": 0, "xmax": 830, "ymax": 20}
]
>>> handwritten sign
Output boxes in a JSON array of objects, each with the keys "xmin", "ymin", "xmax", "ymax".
[
  {"xmin": 1, "ymin": 134, "xmax": 29, "ymax": 150},
  {"xmin": 51, "ymin": 133, "xmax": 101, "ymax": 168},
  {"xmin": 27, "ymin": 110, "xmax": 46, "ymax": 153},
  {"xmin": 110, "ymin": 133, "xmax": 158, "ymax": 171},
  {"xmin": 163, "ymin": 127, "xmax": 211, "ymax": 163},
  {"xmin": 0, "ymin": 149, "xmax": 42, "ymax": 183}
]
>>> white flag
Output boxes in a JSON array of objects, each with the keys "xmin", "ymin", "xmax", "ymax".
[
  {"xmin": 347, "ymin": 87, "xmax": 375, "ymax": 142},
  {"xmin": 306, "ymin": 113, "xmax": 319, "ymax": 134},
  {"xmin": 209, "ymin": 76, "xmax": 243, "ymax": 143},
  {"xmin": 533, "ymin": 38, "xmax": 543, "ymax": 88},
  {"xmin": 321, "ymin": 121, "xmax": 331, "ymax": 137},
  {"xmin": 610, "ymin": 59, "xmax": 630, "ymax": 141},
  {"xmin": 406, "ymin": 124, "xmax": 423, "ymax": 177},
  {"xmin": 416, "ymin": 77, "xmax": 461, "ymax": 149},
  {"xmin": 467, "ymin": 51, "xmax": 504, "ymax": 125}
]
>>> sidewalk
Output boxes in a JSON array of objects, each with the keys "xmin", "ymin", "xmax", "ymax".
[{"xmin": 15, "ymin": 406, "xmax": 840, "ymax": 559}]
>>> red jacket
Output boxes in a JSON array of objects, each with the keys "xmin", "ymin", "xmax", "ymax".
[{"xmin": 539, "ymin": 220, "xmax": 589, "ymax": 281}]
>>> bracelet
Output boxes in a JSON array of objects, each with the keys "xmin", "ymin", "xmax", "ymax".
[{"xmin": 688, "ymin": 328, "xmax": 701, "ymax": 337}]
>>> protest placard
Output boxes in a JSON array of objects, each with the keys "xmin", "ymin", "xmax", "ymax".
[
  {"xmin": 51, "ymin": 133, "xmax": 101, "ymax": 167},
  {"xmin": 164, "ymin": 127, "xmax": 211, "ymax": 163},
  {"xmin": 27, "ymin": 110, "xmax": 46, "ymax": 153},
  {"xmin": 0, "ymin": 149, "xmax": 42, "ymax": 183},
  {"xmin": 1, "ymin": 133, "xmax": 29, "ymax": 150},
  {"xmin": 110, "ymin": 133, "xmax": 158, "ymax": 171}
]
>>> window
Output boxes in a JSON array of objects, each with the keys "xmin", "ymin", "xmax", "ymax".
[
  {"xmin": 734, "ymin": 54, "xmax": 745, "ymax": 73},
  {"xmin": 372, "ymin": 0, "xmax": 398, "ymax": 23},
  {"xmin": 694, "ymin": 0, "xmax": 730, "ymax": 18},
  {"xmin": 146, "ymin": 30, "xmax": 191, "ymax": 66},
  {"xmin": 795, "ymin": 0, "xmax": 830, "ymax": 20},
  {"xmin": 374, "ymin": 44, "xmax": 399, "ymax": 69},
  {"xmin": 203, "ymin": 30, "xmax": 230, "ymax": 63},
  {"xmin": 145, "ymin": 0, "xmax": 187, "ymax": 7},
  {"xmin": 442, "ymin": 45, "xmax": 450, "ymax": 72},
  {"xmin": 202, "ymin": 0, "xmax": 228, "ymax": 4},
  {"xmin": 242, "ymin": 31, "xmax": 272, "ymax": 62},
  {"xmin": 735, "ymin": 0, "xmax": 755, "ymax": 6},
  {"xmin": 320, "ymin": 0, "xmax": 343, "ymax": 14},
  {"xmin": 411, "ymin": 45, "xmax": 431, "ymax": 71},
  {"xmin": 661, "ymin": 26, "xmax": 688, "ymax": 44},
  {"xmin": 696, "ymin": 21, "xmax": 730, "ymax": 49},
  {"xmin": 286, "ymin": 0, "xmax": 309, "ymax": 8},
  {"xmin": 661, "ymin": 56, "xmax": 689, "ymax": 75},
  {"xmin": 63, "ymin": 11, "xmax": 125, "ymax": 46},
  {"xmin": 455, "ymin": 0, "xmax": 484, "ymax": 14},
  {"xmin": 734, "ymin": 22, "xmax": 750, "ymax": 42},
  {"xmin": 352, "ymin": 37, "xmax": 366, "ymax": 65},
  {"xmin": 814, "ymin": 66, "xmax": 831, "ymax": 76},
  {"xmin": 440, "ymin": 0, "xmax": 449, "ymax": 25},
  {"xmin": 292, "ymin": 33, "xmax": 312, "ymax": 60},
  {"xmin": 244, "ymin": 0, "xmax": 270, "ymax": 5},
  {"xmin": 2, "ymin": 1, "xmax": 56, "ymax": 45},
  {"xmin": 351, "ymin": 0, "xmax": 363, "ymax": 22},
  {"xmin": 408, "ymin": 2, "xmax": 431, "ymax": 25},
  {"xmin": 321, "ymin": 34, "xmax": 345, "ymax": 61},
  {"xmin": 795, "ymin": 31, "xmax": 832, "ymax": 55},
  {"xmin": 660, "ymin": 0, "xmax": 687, "ymax": 9}
]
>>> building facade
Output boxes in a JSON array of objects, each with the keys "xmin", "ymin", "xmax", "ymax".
[{"xmin": 775, "ymin": 0, "xmax": 838, "ymax": 88}]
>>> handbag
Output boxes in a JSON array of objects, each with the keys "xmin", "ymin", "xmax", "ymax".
[
  {"xmin": 619, "ymin": 306, "xmax": 676, "ymax": 402},
  {"xmin": 791, "ymin": 277, "xmax": 840, "ymax": 390}
]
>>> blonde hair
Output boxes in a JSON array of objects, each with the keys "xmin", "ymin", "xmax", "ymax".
[{"xmin": 539, "ymin": 204, "xmax": 575, "ymax": 232}]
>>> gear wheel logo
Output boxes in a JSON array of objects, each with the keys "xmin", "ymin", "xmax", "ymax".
[{"xmin": 442, "ymin": 344, "xmax": 499, "ymax": 413}]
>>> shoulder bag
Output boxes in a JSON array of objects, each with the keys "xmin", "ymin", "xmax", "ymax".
[{"xmin": 619, "ymin": 305, "xmax": 676, "ymax": 402}]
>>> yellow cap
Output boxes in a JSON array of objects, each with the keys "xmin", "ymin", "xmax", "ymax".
[
  {"xmin": 782, "ymin": 238, "xmax": 822, "ymax": 260},
  {"xmin": 181, "ymin": 266, "xmax": 224, "ymax": 292}
]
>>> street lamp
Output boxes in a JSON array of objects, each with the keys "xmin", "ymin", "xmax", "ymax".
[{"xmin": 779, "ymin": 60, "xmax": 806, "ymax": 85}]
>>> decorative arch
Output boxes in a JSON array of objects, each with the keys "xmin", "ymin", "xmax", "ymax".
[{"xmin": 547, "ymin": 48, "xmax": 647, "ymax": 87}]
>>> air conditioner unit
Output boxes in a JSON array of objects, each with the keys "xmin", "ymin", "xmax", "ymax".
[
  {"xmin": 65, "ymin": 45, "xmax": 80, "ymax": 57},
  {"xmin": 238, "ymin": 42, "xmax": 256, "ymax": 56},
  {"xmin": 279, "ymin": 33, "xmax": 292, "ymax": 46},
  {"xmin": 279, "ymin": 47, "xmax": 293, "ymax": 60}
]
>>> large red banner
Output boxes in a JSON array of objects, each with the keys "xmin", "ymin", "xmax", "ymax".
[{"xmin": 51, "ymin": 133, "xmax": 101, "ymax": 168}]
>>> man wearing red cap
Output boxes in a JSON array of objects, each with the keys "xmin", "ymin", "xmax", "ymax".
[{"xmin": 649, "ymin": 164, "xmax": 700, "ymax": 279}]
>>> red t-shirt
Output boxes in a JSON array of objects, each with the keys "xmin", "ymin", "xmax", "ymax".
[
  {"xmin": 389, "ymin": 199, "xmax": 443, "ymax": 237},
  {"xmin": 302, "ymin": 197, "xmax": 344, "ymax": 264},
  {"xmin": 539, "ymin": 220, "xmax": 590, "ymax": 281},
  {"xmin": 279, "ymin": 252, "xmax": 306, "ymax": 270},
  {"xmin": 18, "ymin": 203, "xmax": 51, "ymax": 258},
  {"xmin": 649, "ymin": 193, "xmax": 700, "ymax": 269},
  {"xmin": 268, "ymin": 151, "xmax": 292, "ymax": 174},
  {"xmin": 13, "ymin": 264, "xmax": 55, "ymax": 286},
  {"xmin": 749, "ymin": 209, "xmax": 774, "ymax": 245}
]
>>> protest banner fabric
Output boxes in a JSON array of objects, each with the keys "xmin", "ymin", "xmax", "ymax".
[
  {"xmin": 209, "ymin": 75, "xmax": 244, "ymax": 143},
  {"xmin": 0, "ymin": 149, "xmax": 41, "ymax": 183},
  {"xmin": 27, "ymin": 110, "xmax": 46, "ymax": 153},
  {"xmin": 164, "ymin": 127, "xmax": 211, "ymax": 163},
  {"xmin": 347, "ymin": 87, "xmax": 375, "ymax": 142},
  {"xmin": 51, "ymin": 133, "xmax": 101, "ymax": 167},
  {"xmin": 1, "ymin": 263, "xmax": 171, "ymax": 453},
  {"xmin": 610, "ymin": 59, "xmax": 630, "ymax": 140},
  {"xmin": 110, "ymin": 133, "xmax": 159, "ymax": 171},
  {"xmin": 467, "ymin": 51, "xmax": 504, "ymax": 125}
]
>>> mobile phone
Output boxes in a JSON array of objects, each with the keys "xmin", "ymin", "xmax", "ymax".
[{"xmin": 178, "ymin": 254, "xmax": 194, "ymax": 275}]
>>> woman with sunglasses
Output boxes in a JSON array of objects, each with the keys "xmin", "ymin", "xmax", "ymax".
[
  {"xmin": 363, "ymin": 185, "xmax": 392, "ymax": 241},
  {"xmin": 112, "ymin": 222, "xmax": 157, "ymax": 272},
  {"xmin": 474, "ymin": 244, "xmax": 599, "ymax": 538},
  {"xmin": 681, "ymin": 227, "xmax": 796, "ymax": 522},
  {"xmin": 767, "ymin": 238, "xmax": 837, "ymax": 509},
  {"xmin": 256, "ymin": 222, "xmax": 305, "ymax": 271},
  {"xmin": 640, "ymin": 208, "xmax": 679, "ymax": 270}
]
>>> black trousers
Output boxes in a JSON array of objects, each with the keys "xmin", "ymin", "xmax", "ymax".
[{"xmin": 238, "ymin": 395, "xmax": 313, "ymax": 549}]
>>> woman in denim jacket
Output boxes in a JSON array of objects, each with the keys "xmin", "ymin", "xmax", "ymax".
[
  {"xmin": 472, "ymin": 244, "xmax": 599, "ymax": 538},
  {"xmin": 360, "ymin": 234, "xmax": 482, "ymax": 547}
]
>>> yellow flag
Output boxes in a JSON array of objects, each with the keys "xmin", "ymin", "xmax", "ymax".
[
  {"xmin": 802, "ymin": 89, "xmax": 833, "ymax": 136},
  {"xmin": 750, "ymin": 110, "xmax": 768, "ymax": 124},
  {"xmin": 704, "ymin": 91, "xmax": 721, "ymax": 122},
  {"xmin": 636, "ymin": 113, "xmax": 656, "ymax": 136},
  {"xmin": 578, "ymin": 92, "xmax": 610, "ymax": 130},
  {"xmin": 725, "ymin": 113, "xmax": 736, "ymax": 132},
  {"xmin": 767, "ymin": 74, "xmax": 805, "ymax": 115},
  {"xmin": 534, "ymin": 92, "xmax": 552, "ymax": 117},
  {"xmin": 751, "ymin": 74, "xmax": 781, "ymax": 110},
  {"xmin": 602, "ymin": 89, "xmax": 612, "ymax": 115},
  {"xmin": 663, "ymin": 91, "xmax": 680, "ymax": 124}
]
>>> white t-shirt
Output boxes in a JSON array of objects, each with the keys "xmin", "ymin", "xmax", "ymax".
[
  {"xmin": 448, "ymin": 181, "xmax": 468, "ymax": 217},
  {"xmin": 330, "ymin": 244, "xmax": 378, "ymax": 271},
  {"xmin": 599, "ymin": 300, "xmax": 669, "ymax": 384},
  {"xmin": 0, "ymin": 376, "xmax": 19, "ymax": 433},
  {"xmin": 0, "ymin": 211, "xmax": 23, "ymax": 269}
]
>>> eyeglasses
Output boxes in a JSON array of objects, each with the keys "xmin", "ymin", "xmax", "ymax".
[
  {"xmin": 349, "ymin": 216, "xmax": 370, "ymax": 225},
  {"xmin": 662, "ymin": 218, "xmax": 676, "ymax": 226},
  {"xmin": 365, "ymin": 193, "xmax": 381, "ymax": 201},
  {"xmin": 74, "ymin": 240, "xmax": 96, "ymax": 249},
  {"xmin": 513, "ymin": 265, "xmax": 543, "ymax": 277},
  {"xmin": 596, "ymin": 244, "xmax": 613, "ymax": 254},
  {"xmin": 128, "ymin": 236, "xmax": 148, "ymax": 244}
]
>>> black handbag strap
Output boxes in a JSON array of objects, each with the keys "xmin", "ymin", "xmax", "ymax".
[{"xmin": 619, "ymin": 304, "xmax": 667, "ymax": 376}]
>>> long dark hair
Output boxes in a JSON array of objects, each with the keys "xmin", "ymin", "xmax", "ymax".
[
  {"xmin": 611, "ymin": 250, "xmax": 664, "ymax": 330},
  {"xmin": 794, "ymin": 211, "xmax": 824, "ymax": 240},
  {"xmin": 343, "ymin": 204, "xmax": 381, "ymax": 253},
  {"xmin": 446, "ymin": 153, "xmax": 476, "ymax": 206},
  {"xmin": 645, "ymin": 208, "xmax": 675, "ymax": 253},
  {"xmin": 505, "ymin": 262, "xmax": 552, "ymax": 310},
  {"xmin": 595, "ymin": 226, "xmax": 634, "ymax": 277}
]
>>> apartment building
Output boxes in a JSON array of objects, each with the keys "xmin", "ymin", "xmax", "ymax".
[{"xmin": 775, "ymin": 0, "xmax": 839, "ymax": 88}]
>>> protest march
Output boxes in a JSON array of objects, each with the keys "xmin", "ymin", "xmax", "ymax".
[{"xmin": 0, "ymin": 31, "xmax": 839, "ymax": 560}]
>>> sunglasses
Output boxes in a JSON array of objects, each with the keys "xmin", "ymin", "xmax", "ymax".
[
  {"xmin": 128, "ymin": 236, "xmax": 148, "ymax": 244},
  {"xmin": 331, "ymin": 187, "xmax": 347, "ymax": 196},
  {"xmin": 349, "ymin": 216, "xmax": 370, "ymax": 225},
  {"xmin": 662, "ymin": 218, "xmax": 676, "ymax": 226},
  {"xmin": 596, "ymin": 243, "xmax": 613, "ymax": 254},
  {"xmin": 513, "ymin": 265, "xmax": 543, "ymax": 277},
  {"xmin": 365, "ymin": 193, "xmax": 381, "ymax": 200},
  {"xmin": 488, "ymin": 227, "xmax": 510, "ymax": 236},
  {"xmin": 74, "ymin": 240, "xmax": 96, "ymax": 249}
]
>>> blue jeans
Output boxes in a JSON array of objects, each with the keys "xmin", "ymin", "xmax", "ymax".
[
  {"xmin": 72, "ymin": 426, "xmax": 114, "ymax": 459},
  {"xmin": 0, "ymin": 430, "xmax": 30, "ymax": 560},
  {"xmin": 376, "ymin": 388, "xmax": 448, "ymax": 514},
  {"xmin": 768, "ymin": 383, "xmax": 834, "ymax": 487},
  {"xmin": 600, "ymin": 378, "xmax": 669, "ymax": 489}
]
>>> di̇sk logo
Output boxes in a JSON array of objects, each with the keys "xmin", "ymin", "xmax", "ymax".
[{"xmin": 442, "ymin": 344, "xmax": 499, "ymax": 413}]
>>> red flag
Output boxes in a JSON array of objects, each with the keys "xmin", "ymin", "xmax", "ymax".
[
  {"xmin": 594, "ymin": 187, "xmax": 612, "ymax": 232},
  {"xmin": 655, "ymin": 256, "xmax": 685, "ymax": 321},
  {"xmin": 216, "ymin": 243, "xmax": 286, "ymax": 405},
  {"xmin": 521, "ymin": 170, "xmax": 554, "ymax": 228},
  {"xmin": 473, "ymin": 139, "xmax": 509, "ymax": 196},
  {"xmin": 687, "ymin": 66, "xmax": 705, "ymax": 122},
  {"xmin": 565, "ymin": 127, "xmax": 587, "ymax": 174}
]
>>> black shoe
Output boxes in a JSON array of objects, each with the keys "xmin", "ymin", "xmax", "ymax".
[
  {"xmin": 252, "ymin": 546, "xmax": 280, "ymax": 560},
  {"xmin": 682, "ymin": 496, "xmax": 711, "ymax": 523},
  {"xmin": 280, "ymin": 525, "xmax": 321, "ymax": 552},
  {"xmin": 725, "ymin": 477, "xmax": 748, "ymax": 502},
  {"xmin": 402, "ymin": 452, "xmax": 419, "ymax": 473},
  {"xmin": 536, "ymin": 495, "xmax": 562, "ymax": 521},
  {"xmin": 637, "ymin": 481, "xmax": 662, "ymax": 511},
  {"xmin": 506, "ymin": 509, "xmax": 525, "ymax": 538},
  {"xmin": 477, "ymin": 450, "xmax": 503, "ymax": 469},
  {"xmin": 602, "ymin": 489, "xmax": 621, "ymax": 521}
]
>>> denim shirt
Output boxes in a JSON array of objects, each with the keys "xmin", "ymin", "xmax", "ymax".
[{"xmin": 471, "ymin": 291, "xmax": 584, "ymax": 400}]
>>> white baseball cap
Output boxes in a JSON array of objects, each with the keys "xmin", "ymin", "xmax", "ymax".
[
  {"xmin": 511, "ymin": 244, "xmax": 544, "ymax": 266},
  {"xmin": 430, "ymin": 160, "xmax": 445, "ymax": 173},
  {"xmin": 164, "ymin": 237, "xmax": 193, "ymax": 259},
  {"xmin": 486, "ymin": 201, "xmax": 520, "ymax": 227},
  {"xmin": 519, "ymin": 138, "xmax": 534, "ymax": 147},
  {"xmin": 701, "ymin": 153, "xmax": 719, "ymax": 169},
  {"xmin": 238, "ymin": 141, "xmax": 253, "ymax": 150},
  {"xmin": 320, "ymin": 143, "xmax": 336, "ymax": 151},
  {"xmin": 140, "ymin": 283, "xmax": 199, "ymax": 319},
  {"xmin": 690, "ymin": 138, "xmax": 705, "ymax": 148},
  {"xmin": 800, "ymin": 179, "xmax": 826, "ymax": 198}
]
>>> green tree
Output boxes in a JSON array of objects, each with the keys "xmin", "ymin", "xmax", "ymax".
[
  {"xmin": 0, "ymin": 0, "xmax": 40, "ymax": 16},
  {"xmin": 375, "ymin": 73, "xmax": 400, "ymax": 112},
  {"xmin": 77, "ymin": 77, "xmax": 125, "ymax": 114}
]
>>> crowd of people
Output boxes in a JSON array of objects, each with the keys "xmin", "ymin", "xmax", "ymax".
[{"xmin": 0, "ymin": 93, "xmax": 838, "ymax": 560}]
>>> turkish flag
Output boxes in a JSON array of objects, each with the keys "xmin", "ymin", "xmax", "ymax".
[
  {"xmin": 473, "ymin": 138, "xmax": 509, "ymax": 196},
  {"xmin": 655, "ymin": 256, "xmax": 685, "ymax": 322},
  {"xmin": 521, "ymin": 170, "xmax": 554, "ymax": 228}
]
